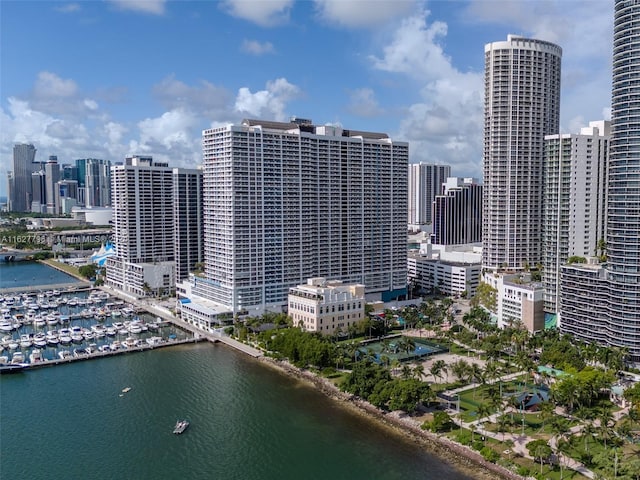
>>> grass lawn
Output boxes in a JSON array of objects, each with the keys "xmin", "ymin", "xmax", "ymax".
[{"xmin": 40, "ymin": 258, "xmax": 84, "ymax": 280}]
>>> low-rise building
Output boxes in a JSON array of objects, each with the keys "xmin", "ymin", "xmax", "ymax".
[
  {"xmin": 407, "ymin": 242, "xmax": 481, "ymax": 297},
  {"xmin": 288, "ymin": 278, "xmax": 365, "ymax": 335},
  {"xmin": 484, "ymin": 272, "xmax": 545, "ymax": 333}
]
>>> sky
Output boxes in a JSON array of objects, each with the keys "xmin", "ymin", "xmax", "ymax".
[{"xmin": 0, "ymin": 0, "xmax": 614, "ymax": 197}]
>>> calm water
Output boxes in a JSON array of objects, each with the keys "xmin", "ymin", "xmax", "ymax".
[
  {"xmin": 0, "ymin": 261, "xmax": 80, "ymax": 289},
  {"xmin": 1, "ymin": 343, "xmax": 474, "ymax": 480}
]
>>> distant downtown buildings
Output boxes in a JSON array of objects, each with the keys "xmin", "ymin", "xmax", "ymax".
[
  {"xmin": 179, "ymin": 118, "xmax": 408, "ymax": 329},
  {"xmin": 407, "ymin": 163, "xmax": 450, "ymax": 228},
  {"xmin": 6, "ymin": 146, "xmax": 112, "ymax": 213},
  {"xmin": 483, "ymin": 35, "xmax": 562, "ymax": 270}
]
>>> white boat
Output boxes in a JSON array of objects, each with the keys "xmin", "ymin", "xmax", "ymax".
[
  {"xmin": 173, "ymin": 420, "xmax": 189, "ymax": 434},
  {"xmin": 128, "ymin": 322, "xmax": 143, "ymax": 334},
  {"xmin": 0, "ymin": 321, "xmax": 14, "ymax": 332},
  {"xmin": 29, "ymin": 349, "xmax": 43, "ymax": 363},
  {"xmin": 58, "ymin": 350, "xmax": 72, "ymax": 360},
  {"xmin": 106, "ymin": 326, "xmax": 117, "ymax": 336},
  {"xmin": 33, "ymin": 317, "xmax": 47, "ymax": 328},
  {"xmin": 46, "ymin": 331, "xmax": 60, "ymax": 346},
  {"xmin": 19, "ymin": 334, "xmax": 33, "ymax": 349},
  {"xmin": 33, "ymin": 333, "xmax": 47, "ymax": 348},
  {"xmin": 58, "ymin": 328, "xmax": 72, "ymax": 344},
  {"xmin": 11, "ymin": 351, "xmax": 25, "ymax": 364}
]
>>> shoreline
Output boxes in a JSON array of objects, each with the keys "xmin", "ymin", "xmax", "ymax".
[{"xmin": 257, "ymin": 356, "xmax": 523, "ymax": 480}]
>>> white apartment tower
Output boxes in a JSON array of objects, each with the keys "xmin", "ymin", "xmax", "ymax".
[
  {"xmin": 192, "ymin": 118, "xmax": 408, "ymax": 315},
  {"xmin": 483, "ymin": 35, "xmax": 562, "ymax": 270},
  {"xmin": 408, "ymin": 163, "xmax": 451, "ymax": 226},
  {"xmin": 543, "ymin": 121, "xmax": 609, "ymax": 313},
  {"xmin": 106, "ymin": 156, "xmax": 176, "ymax": 297}
]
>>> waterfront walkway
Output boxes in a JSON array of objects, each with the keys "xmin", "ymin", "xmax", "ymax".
[
  {"xmin": 22, "ymin": 337, "xmax": 200, "ymax": 371},
  {"xmin": 100, "ymin": 286, "xmax": 263, "ymax": 358},
  {"xmin": 0, "ymin": 281, "xmax": 91, "ymax": 295}
]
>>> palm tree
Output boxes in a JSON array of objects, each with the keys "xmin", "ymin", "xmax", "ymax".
[
  {"xmin": 451, "ymin": 359, "xmax": 470, "ymax": 383},
  {"xmin": 430, "ymin": 359, "xmax": 447, "ymax": 383},
  {"xmin": 413, "ymin": 363, "xmax": 425, "ymax": 381},
  {"xmin": 538, "ymin": 400, "xmax": 555, "ymax": 432},
  {"xmin": 401, "ymin": 364, "xmax": 413, "ymax": 379}
]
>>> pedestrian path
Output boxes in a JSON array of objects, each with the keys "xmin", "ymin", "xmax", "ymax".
[{"xmin": 448, "ymin": 407, "xmax": 596, "ymax": 479}]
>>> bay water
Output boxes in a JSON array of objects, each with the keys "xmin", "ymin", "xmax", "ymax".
[{"xmin": 0, "ymin": 262, "xmax": 475, "ymax": 479}]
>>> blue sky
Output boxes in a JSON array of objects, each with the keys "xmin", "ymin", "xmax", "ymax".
[{"xmin": 0, "ymin": 0, "xmax": 613, "ymax": 197}]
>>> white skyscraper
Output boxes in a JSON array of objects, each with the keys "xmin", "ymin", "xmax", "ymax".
[
  {"xmin": 483, "ymin": 35, "xmax": 562, "ymax": 270},
  {"xmin": 543, "ymin": 121, "xmax": 609, "ymax": 314},
  {"xmin": 189, "ymin": 118, "xmax": 408, "ymax": 316},
  {"xmin": 407, "ymin": 163, "xmax": 450, "ymax": 227},
  {"xmin": 107, "ymin": 156, "xmax": 176, "ymax": 297}
]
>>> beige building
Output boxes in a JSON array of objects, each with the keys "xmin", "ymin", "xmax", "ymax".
[
  {"xmin": 288, "ymin": 278, "xmax": 365, "ymax": 335},
  {"xmin": 484, "ymin": 272, "xmax": 545, "ymax": 333}
]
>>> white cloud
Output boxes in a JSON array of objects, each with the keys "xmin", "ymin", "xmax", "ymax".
[
  {"xmin": 313, "ymin": 0, "xmax": 417, "ymax": 28},
  {"xmin": 54, "ymin": 3, "xmax": 81, "ymax": 13},
  {"xmin": 108, "ymin": 0, "xmax": 166, "ymax": 15},
  {"xmin": 241, "ymin": 39, "xmax": 275, "ymax": 55},
  {"xmin": 34, "ymin": 71, "xmax": 78, "ymax": 98},
  {"xmin": 103, "ymin": 122, "xmax": 128, "ymax": 145},
  {"xmin": 152, "ymin": 75, "xmax": 232, "ymax": 117},
  {"xmin": 138, "ymin": 109, "xmax": 198, "ymax": 150},
  {"xmin": 234, "ymin": 78, "xmax": 301, "ymax": 121},
  {"xmin": 347, "ymin": 88, "xmax": 383, "ymax": 117},
  {"xmin": 370, "ymin": 10, "xmax": 484, "ymax": 176},
  {"xmin": 221, "ymin": 0, "xmax": 293, "ymax": 27},
  {"xmin": 84, "ymin": 99, "xmax": 99, "ymax": 111},
  {"xmin": 462, "ymin": 0, "xmax": 612, "ymax": 133}
]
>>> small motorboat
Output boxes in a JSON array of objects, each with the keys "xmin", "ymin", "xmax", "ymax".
[{"xmin": 173, "ymin": 420, "xmax": 189, "ymax": 434}]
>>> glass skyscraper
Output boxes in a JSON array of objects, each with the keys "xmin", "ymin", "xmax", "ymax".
[{"xmin": 560, "ymin": 0, "xmax": 640, "ymax": 362}]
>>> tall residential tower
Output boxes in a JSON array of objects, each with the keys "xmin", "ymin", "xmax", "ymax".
[
  {"xmin": 186, "ymin": 118, "xmax": 408, "ymax": 318},
  {"xmin": 483, "ymin": 35, "xmax": 562, "ymax": 270}
]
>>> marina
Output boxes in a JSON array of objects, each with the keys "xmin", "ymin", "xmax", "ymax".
[{"xmin": 0, "ymin": 285, "xmax": 197, "ymax": 371}]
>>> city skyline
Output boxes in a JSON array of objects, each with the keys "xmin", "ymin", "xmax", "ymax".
[{"xmin": 1, "ymin": 0, "xmax": 613, "ymax": 197}]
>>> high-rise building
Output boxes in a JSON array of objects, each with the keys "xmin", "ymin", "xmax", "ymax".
[
  {"xmin": 560, "ymin": 1, "xmax": 640, "ymax": 363},
  {"xmin": 483, "ymin": 35, "xmax": 562, "ymax": 270},
  {"xmin": 9, "ymin": 143, "xmax": 38, "ymax": 212},
  {"xmin": 543, "ymin": 121, "xmax": 609, "ymax": 313},
  {"xmin": 55, "ymin": 179, "xmax": 79, "ymax": 214},
  {"xmin": 106, "ymin": 156, "xmax": 176, "ymax": 297},
  {"xmin": 61, "ymin": 164, "xmax": 78, "ymax": 181},
  {"xmin": 30, "ymin": 170, "xmax": 47, "ymax": 213},
  {"xmin": 407, "ymin": 163, "xmax": 450, "ymax": 226},
  {"xmin": 44, "ymin": 156, "xmax": 60, "ymax": 214},
  {"xmin": 431, "ymin": 177, "xmax": 482, "ymax": 246},
  {"xmin": 173, "ymin": 168, "xmax": 203, "ymax": 281},
  {"xmin": 85, "ymin": 158, "xmax": 111, "ymax": 207},
  {"xmin": 187, "ymin": 118, "xmax": 408, "ymax": 317}
]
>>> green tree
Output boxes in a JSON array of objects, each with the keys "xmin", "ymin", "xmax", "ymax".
[
  {"xmin": 527, "ymin": 439, "xmax": 552, "ymax": 475},
  {"xmin": 470, "ymin": 282, "xmax": 497, "ymax": 311},
  {"xmin": 429, "ymin": 410, "xmax": 454, "ymax": 432}
]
